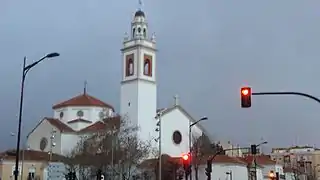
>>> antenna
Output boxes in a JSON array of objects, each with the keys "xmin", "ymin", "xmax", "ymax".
[
  {"xmin": 84, "ymin": 80, "xmax": 87, "ymax": 94},
  {"xmin": 138, "ymin": 0, "xmax": 143, "ymax": 10}
]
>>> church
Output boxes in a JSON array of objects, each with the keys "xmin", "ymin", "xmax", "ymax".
[{"xmin": 26, "ymin": 7, "xmax": 205, "ymax": 158}]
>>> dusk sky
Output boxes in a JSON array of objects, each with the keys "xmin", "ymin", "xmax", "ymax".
[{"xmin": 1, "ymin": 0, "xmax": 320, "ymax": 150}]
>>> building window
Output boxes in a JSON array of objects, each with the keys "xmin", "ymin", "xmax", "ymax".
[
  {"xmin": 59, "ymin": 112, "xmax": 64, "ymax": 118},
  {"xmin": 77, "ymin": 110, "xmax": 84, "ymax": 117},
  {"xmin": 40, "ymin": 137, "xmax": 48, "ymax": 151},
  {"xmin": 126, "ymin": 54, "xmax": 134, "ymax": 76},
  {"xmin": 143, "ymin": 55, "xmax": 152, "ymax": 76},
  {"xmin": 132, "ymin": 28, "xmax": 135, "ymax": 37},
  {"xmin": 172, "ymin": 131, "xmax": 182, "ymax": 145},
  {"xmin": 143, "ymin": 28, "xmax": 146, "ymax": 38}
]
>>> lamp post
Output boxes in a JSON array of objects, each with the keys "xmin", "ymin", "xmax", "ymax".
[
  {"xmin": 189, "ymin": 116, "xmax": 208, "ymax": 180},
  {"xmin": 14, "ymin": 52, "xmax": 60, "ymax": 180},
  {"xmin": 252, "ymin": 141, "xmax": 268, "ymax": 180},
  {"xmin": 49, "ymin": 129, "xmax": 56, "ymax": 161},
  {"xmin": 155, "ymin": 111, "xmax": 163, "ymax": 180},
  {"xmin": 226, "ymin": 170, "xmax": 232, "ymax": 180}
]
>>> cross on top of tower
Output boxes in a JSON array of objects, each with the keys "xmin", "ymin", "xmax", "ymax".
[
  {"xmin": 138, "ymin": 0, "xmax": 143, "ymax": 10},
  {"xmin": 174, "ymin": 95, "xmax": 179, "ymax": 106},
  {"xmin": 83, "ymin": 80, "xmax": 87, "ymax": 94}
]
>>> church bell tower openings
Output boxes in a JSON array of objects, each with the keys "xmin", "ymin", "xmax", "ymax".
[
  {"xmin": 143, "ymin": 54, "xmax": 152, "ymax": 76},
  {"xmin": 120, "ymin": 7, "xmax": 157, "ymax": 143},
  {"xmin": 125, "ymin": 54, "xmax": 134, "ymax": 77}
]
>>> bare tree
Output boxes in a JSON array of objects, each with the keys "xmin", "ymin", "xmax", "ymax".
[
  {"xmin": 69, "ymin": 116, "xmax": 151, "ymax": 180},
  {"xmin": 191, "ymin": 134, "xmax": 223, "ymax": 180},
  {"xmin": 64, "ymin": 135, "xmax": 93, "ymax": 180},
  {"xmin": 139, "ymin": 154, "xmax": 182, "ymax": 180}
]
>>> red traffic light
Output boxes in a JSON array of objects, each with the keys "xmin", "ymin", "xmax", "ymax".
[
  {"xmin": 182, "ymin": 153, "xmax": 189, "ymax": 161},
  {"xmin": 240, "ymin": 87, "xmax": 251, "ymax": 108},
  {"xmin": 241, "ymin": 89, "xmax": 249, "ymax": 96}
]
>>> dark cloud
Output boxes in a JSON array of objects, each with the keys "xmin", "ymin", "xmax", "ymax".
[{"xmin": 1, "ymin": 0, "xmax": 320, "ymax": 150}]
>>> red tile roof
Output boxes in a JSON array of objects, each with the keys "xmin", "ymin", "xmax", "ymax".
[
  {"xmin": 52, "ymin": 93, "xmax": 114, "ymax": 110},
  {"xmin": 78, "ymin": 116, "xmax": 121, "ymax": 133},
  {"xmin": 46, "ymin": 118, "xmax": 75, "ymax": 132},
  {"xmin": 0, "ymin": 150, "xmax": 65, "ymax": 162},
  {"xmin": 241, "ymin": 155, "xmax": 276, "ymax": 165}
]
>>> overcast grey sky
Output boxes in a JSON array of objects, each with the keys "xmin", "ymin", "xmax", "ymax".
[{"xmin": 1, "ymin": 0, "xmax": 320, "ymax": 150}]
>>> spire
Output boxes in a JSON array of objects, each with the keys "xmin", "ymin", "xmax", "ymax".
[
  {"xmin": 138, "ymin": 0, "xmax": 143, "ymax": 10},
  {"xmin": 83, "ymin": 80, "xmax": 87, "ymax": 94}
]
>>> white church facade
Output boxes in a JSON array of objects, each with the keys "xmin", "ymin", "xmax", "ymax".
[{"xmin": 26, "ymin": 8, "xmax": 205, "ymax": 158}]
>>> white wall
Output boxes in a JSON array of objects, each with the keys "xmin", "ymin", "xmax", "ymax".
[
  {"xmin": 54, "ymin": 106, "xmax": 113, "ymax": 124},
  {"xmin": 196, "ymin": 163, "xmax": 250, "ymax": 180},
  {"xmin": 60, "ymin": 133, "xmax": 80, "ymax": 155},
  {"xmin": 27, "ymin": 119, "xmax": 61, "ymax": 154},
  {"xmin": 160, "ymin": 108, "xmax": 202, "ymax": 157}
]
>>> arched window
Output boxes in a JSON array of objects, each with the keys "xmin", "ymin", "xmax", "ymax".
[
  {"xmin": 143, "ymin": 59, "xmax": 152, "ymax": 76},
  {"xmin": 143, "ymin": 28, "xmax": 146, "ymax": 38},
  {"xmin": 126, "ymin": 56, "xmax": 134, "ymax": 76},
  {"xmin": 132, "ymin": 28, "xmax": 136, "ymax": 37}
]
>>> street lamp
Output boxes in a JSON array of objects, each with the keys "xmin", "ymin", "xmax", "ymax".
[
  {"xmin": 226, "ymin": 170, "xmax": 232, "ymax": 180},
  {"xmin": 252, "ymin": 141, "xmax": 268, "ymax": 180},
  {"xmin": 189, "ymin": 116, "xmax": 208, "ymax": 180},
  {"xmin": 14, "ymin": 52, "xmax": 60, "ymax": 180},
  {"xmin": 155, "ymin": 111, "xmax": 163, "ymax": 180},
  {"xmin": 49, "ymin": 129, "xmax": 56, "ymax": 161}
]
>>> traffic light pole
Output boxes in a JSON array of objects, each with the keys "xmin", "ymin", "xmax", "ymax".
[{"xmin": 252, "ymin": 92, "xmax": 320, "ymax": 104}]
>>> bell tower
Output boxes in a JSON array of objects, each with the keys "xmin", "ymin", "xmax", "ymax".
[{"xmin": 120, "ymin": 8, "xmax": 157, "ymax": 142}]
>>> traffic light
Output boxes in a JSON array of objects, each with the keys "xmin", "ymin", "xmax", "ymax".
[
  {"xmin": 205, "ymin": 159, "xmax": 212, "ymax": 180},
  {"xmin": 96, "ymin": 169, "xmax": 103, "ymax": 180},
  {"xmin": 181, "ymin": 153, "xmax": 191, "ymax": 176},
  {"xmin": 269, "ymin": 170, "xmax": 275, "ymax": 180},
  {"xmin": 241, "ymin": 87, "xmax": 251, "ymax": 108},
  {"xmin": 251, "ymin": 144, "xmax": 257, "ymax": 155},
  {"xmin": 70, "ymin": 172, "xmax": 76, "ymax": 180},
  {"xmin": 275, "ymin": 172, "xmax": 279, "ymax": 180}
]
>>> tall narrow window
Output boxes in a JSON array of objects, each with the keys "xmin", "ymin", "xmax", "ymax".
[
  {"xmin": 126, "ymin": 54, "xmax": 134, "ymax": 76},
  {"xmin": 132, "ymin": 28, "xmax": 136, "ymax": 38},
  {"xmin": 143, "ymin": 55, "xmax": 152, "ymax": 76}
]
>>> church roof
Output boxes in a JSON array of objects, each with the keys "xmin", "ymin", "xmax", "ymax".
[
  {"xmin": 28, "ymin": 116, "xmax": 121, "ymax": 137},
  {"xmin": 79, "ymin": 116, "xmax": 120, "ymax": 133},
  {"xmin": 240, "ymin": 155, "xmax": 276, "ymax": 165},
  {"xmin": 52, "ymin": 93, "xmax": 114, "ymax": 110},
  {"xmin": 46, "ymin": 118, "xmax": 75, "ymax": 132},
  {"xmin": 0, "ymin": 149, "xmax": 65, "ymax": 162},
  {"xmin": 135, "ymin": 10, "xmax": 145, "ymax": 17}
]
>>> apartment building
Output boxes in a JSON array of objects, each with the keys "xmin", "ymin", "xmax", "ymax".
[{"xmin": 270, "ymin": 146, "xmax": 320, "ymax": 179}]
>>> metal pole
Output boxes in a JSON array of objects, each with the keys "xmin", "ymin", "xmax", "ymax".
[
  {"xmin": 252, "ymin": 92, "xmax": 320, "ymax": 104},
  {"xmin": 253, "ymin": 154, "xmax": 257, "ymax": 180},
  {"xmin": 111, "ymin": 128, "xmax": 115, "ymax": 178},
  {"xmin": 230, "ymin": 171, "xmax": 232, "ymax": 180},
  {"xmin": 189, "ymin": 121, "xmax": 192, "ymax": 180},
  {"xmin": 14, "ymin": 57, "xmax": 26, "ymax": 180},
  {"xmin": 20, "ymin": 146, "xmax": 25, "ymax": 180},
  {"xmin": 158, "ymin": 114, "xmax": 162, "ymax": 180}
]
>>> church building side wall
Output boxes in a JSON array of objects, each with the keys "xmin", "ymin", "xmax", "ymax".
[
  {"xmin": 27, "ymin": 120, "xmax": 62, "ymax": 154},
  {"xmin": 160, "ymin": 109, "xmax": 191, "ymax": 157}
]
